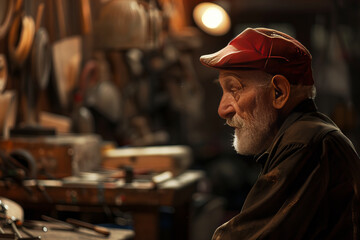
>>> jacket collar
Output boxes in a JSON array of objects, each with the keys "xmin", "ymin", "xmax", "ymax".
[{"xmin": 255, "ymin": 99, "xmax": 318, "ymax": 165}]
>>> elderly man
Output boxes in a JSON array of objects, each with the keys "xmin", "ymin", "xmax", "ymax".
[{"xmin": 200, "ymin": 28, "xmax": 360, "ymax": 239}]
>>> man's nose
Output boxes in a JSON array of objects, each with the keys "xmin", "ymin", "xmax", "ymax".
[{"xmin": 218, "ymin": 95, "xmax": 235, "ymax": 119}]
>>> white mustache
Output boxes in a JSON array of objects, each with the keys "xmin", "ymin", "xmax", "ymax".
[{"xmin": 226, "ymin": 115, "xmax": 244, "ymax": 128}]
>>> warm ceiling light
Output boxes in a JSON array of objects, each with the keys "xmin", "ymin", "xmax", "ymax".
[
  {"xmin": 193, "ymin": 2, "xmax": 231, "ymax": 36},
  {"xmin": 202, "ymin": 7, "xmax": 223, "ymax": 29}
]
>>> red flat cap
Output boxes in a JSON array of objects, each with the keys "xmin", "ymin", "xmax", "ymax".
[{"xmin": 200, "ymin": 27, "xmax": 314, "ymax": 85}]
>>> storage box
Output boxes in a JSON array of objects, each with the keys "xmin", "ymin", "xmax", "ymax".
[
  {"xmin": 0, "ymin": 134, "xmax": 102, "ymax": 179},
  {"xmin": 102, "ymin": 145, "xmax": 193, "ymax": 175}
]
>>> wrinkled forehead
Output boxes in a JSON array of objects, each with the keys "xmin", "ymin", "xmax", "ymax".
[{"xmin": 219, "ymin": 69, "xmax": 273, "ymax": 84}]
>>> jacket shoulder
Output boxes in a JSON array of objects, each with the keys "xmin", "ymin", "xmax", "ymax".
[{"xmin": 280, "ymin": 112, "xmax": 339, "ymax": 146}]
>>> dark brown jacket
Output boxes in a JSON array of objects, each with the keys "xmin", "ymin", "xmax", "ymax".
[{"xmin": 212, "ymin": 99, "xmax": 360, "ymax": 240}]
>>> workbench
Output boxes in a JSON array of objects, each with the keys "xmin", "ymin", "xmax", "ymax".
[
  {"xmin": 1, "ymin": 221, "xmax": 135, "ymax": 240},
  {"xmin": 0, "ymin": 170, "xmax": 204, "ymax": 240}
]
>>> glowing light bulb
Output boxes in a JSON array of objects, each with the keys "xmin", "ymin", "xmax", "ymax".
[
  {"xmin": 202, "ymin": 7, "xmax": 223, "ymax": 29},
  {"xmin": 193, "ymin": 2, "xmax": 231, "ymax": 36}
]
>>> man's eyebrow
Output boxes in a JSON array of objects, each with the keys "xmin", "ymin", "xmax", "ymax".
[
  {"xmin": 227, "ymin": 72, "xmax": 246, "ymax": 80},
  {"xmin": 220, "ymin": 72, "xmax": 244, "ymax": 81}
]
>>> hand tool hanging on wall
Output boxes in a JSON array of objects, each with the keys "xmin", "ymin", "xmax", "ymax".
[
  {"xmin": 8, "ymin": 13, "xmax": 35, "ymax": 68},
  {"xmin": 148, "ymin": 0, "xmax": 163, "ymax": 49},
  {"xmin": 79, "ymin": 0, "xmax": 93, "ymax": 62},
  {"xmin": 9, "ymin": 3, "xmax": 55, "ymax": 137},
  {"xmin": 79, "ymin": 0, "xmax": 92, "ymax": 35},
  {"xmin": 26, "ymin": 3, "xmax": 51, "ymax": 127},
  {"xmin": 71, "ymin": 59, "xmax": 97, "ymax": 133},
  {"xmin": 0, "ymin": 54, "xmax": 7, "ymax": 92},
  {"xmin": 52, "ymin": 0, "xmax": 82, "ymax": 111},
  {"xmin": 0, "ymin": 0, "xmax": 14, "ymax": 40},
  {"xmin": 6, "ymin": 0, "xmax": 37, "ymax": 134},
  {"xmin": 0, "ymin": 55, "xmax": 14, "ymax": 138},
  {"xmin": 29, "ymin": 28, "xmax": 51, "ymax": 123},
  {"xmin": 85, "ymin": 55, "xmax": 122, "ymax": 124},
  {"xmin": 83, "ymin": 54, "xmax": 123, "ymax": 141},
  {"xmin": 0, "ymin": 92, "xmax": 17, "ymax": 139},
  {"xmin": 0, "ymin": 71, "xmax": 17, "ymax": 138},
  {"xmin": 31, "ymin": 3, "xmax": 50, "ymax": 91}
]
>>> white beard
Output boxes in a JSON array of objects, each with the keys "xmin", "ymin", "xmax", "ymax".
[{"xmin": 227, "ymin": 101, "xmax": 278, "ymax": 156}]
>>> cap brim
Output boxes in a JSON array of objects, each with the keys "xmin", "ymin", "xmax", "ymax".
[{"xmin": 200, "ymin": 44, "xmax": 271, "ymax": 69}]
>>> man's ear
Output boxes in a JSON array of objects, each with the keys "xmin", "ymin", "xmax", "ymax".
[{"xmin": 271, "ymin": 75, "xmax": 290, "ymax": 109}]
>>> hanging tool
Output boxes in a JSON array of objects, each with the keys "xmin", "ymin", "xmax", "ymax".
[
  {"xmin": 0, "ymin": 0, "xmax": 14, "ymax": 39},
  {"xmin": 8, "ymin": 14, "xmax": 35, "ymax": 67},
  {"xmin": 52, "ymin": 0, "xmax": 82, "ymax": 110},
  {"xmin": 0, "ymin": 54, "xmax": 7, "ymax": 92}
]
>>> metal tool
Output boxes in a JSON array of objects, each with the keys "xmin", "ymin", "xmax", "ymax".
[
  {"xmin": 0, "ymin": 198, "xmax": 42, "ymax": 239},
  {"xmin": 22, "ymin": 221, "xmax": 48, "ymax": 233},
  {"xmin": 41, "ymin": 215, "xmax": 74, "ymax": 230},
  {"xmin": 41, "ymin": 215, "xmax": 110, "ymax": 236},
  {"xmin": 9, "ymin": 217, "xmax": 22, "ymax": 238},
  {"xmin": 18, "ymin": 225, "xmax": 42, "ymax": 240},
  {"xmin": 66, "ymin": 218, "xmax": 110, "ymax": 236}
]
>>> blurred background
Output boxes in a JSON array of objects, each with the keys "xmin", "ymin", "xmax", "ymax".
[{"xmin": 0, "ymin": 0, "xmax": 359, "ymax": 239}]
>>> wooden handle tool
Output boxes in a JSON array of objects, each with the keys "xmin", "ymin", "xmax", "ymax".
[{"xmin": 66, "ymin": 218, "xmax": 110, "ymax": 237}]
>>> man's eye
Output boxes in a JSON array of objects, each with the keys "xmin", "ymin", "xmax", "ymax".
[{"xmin": 230, "ymin": 86, "xmax": 241, "ymax": 92}]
